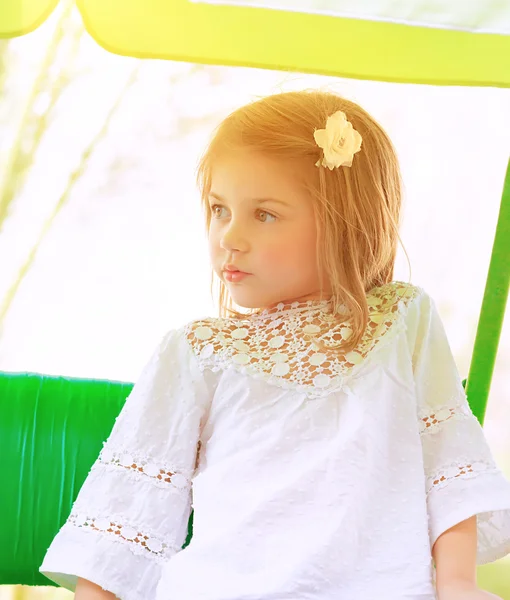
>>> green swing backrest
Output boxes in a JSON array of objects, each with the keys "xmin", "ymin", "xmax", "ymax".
[{"xmin": 0, "ymin": 369, "xmax": 194, "ymax": 586}]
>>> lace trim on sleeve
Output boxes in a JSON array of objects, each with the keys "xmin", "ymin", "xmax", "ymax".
[
  {"xmin": 67, "ymin": 512, "xmax": 180, "ymax": 561},
  {"xmin": 418, "ymin": 400, "xmax": 472, "ymax": 435},
  {"xmin": 426, "ymin": 458, "xmax": 500, "ymax": 496},
  {"xmin": 98, "ymin": 447, "xmax": 191, "ymax": 490}
]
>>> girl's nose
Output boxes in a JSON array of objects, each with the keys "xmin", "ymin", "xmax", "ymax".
[{"xmin": 220, "ymin": 221, "xmax": 247, "ymax": 251}]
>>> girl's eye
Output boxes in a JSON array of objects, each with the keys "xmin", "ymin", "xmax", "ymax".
[{"xmin": 210, "ymin": 204, "xmax": 277, "ymax": 223}]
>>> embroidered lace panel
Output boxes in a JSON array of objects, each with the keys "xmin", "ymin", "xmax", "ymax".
[
  {"xmin": 418, "ymin": 400, "xmax": 472, "ymax": 435},
  {"xmin": 184, "ymin": 281, "xmax": 420, "ymax": 399},
  {"xmin": 98, "ymin": 447, "xmax": 191, "ymax": 490},
  {"xmin": 67, "ymin": 512, "xmax": 175, "ymax": 560},
  {"xmin": 420, "ymin": 403, "xmax": 500, "ymax": 496},
  {"xmin": 426, "ymin": 459, "xmax": 499, "ymax": 495}
]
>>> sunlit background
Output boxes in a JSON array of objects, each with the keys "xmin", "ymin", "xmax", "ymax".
[{"xmin": 1, "ymin": 1, "xmax": 509, "ymax": 597}]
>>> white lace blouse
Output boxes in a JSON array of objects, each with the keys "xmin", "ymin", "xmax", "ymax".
[{"xmin": 39, "ymin": 281, "xmax": 510, "ymax": 600}]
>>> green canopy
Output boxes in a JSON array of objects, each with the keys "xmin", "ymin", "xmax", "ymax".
[{"xmin": 1, "ymin": 0, "xmax": 510, "ymax": 87}]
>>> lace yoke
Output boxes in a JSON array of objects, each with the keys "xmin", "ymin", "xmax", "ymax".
[{"xmin": 184, "ymin": 281, "xmax": 421, "ymax": 399}]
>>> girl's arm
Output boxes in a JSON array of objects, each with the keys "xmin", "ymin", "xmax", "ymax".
[
  {"xmin": 75, "ymin": 577, "xmax": 117, "ymax": 599},
  {"xmin": 432, "ymin": 517, "xmax": 503, "ymax": 599},
  {"xmin": 432, "ymin": 515, "xmax": 477, "ymax": 589}
]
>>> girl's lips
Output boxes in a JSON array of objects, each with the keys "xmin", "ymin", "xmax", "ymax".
[{"xmin": 224, "ymin": 270, "xmax": 250, "ymax": 282}]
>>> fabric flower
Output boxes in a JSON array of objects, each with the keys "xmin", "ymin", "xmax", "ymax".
[{"xmin": 313, "ymin": 110, "xmax": 362, "ymax": 170}]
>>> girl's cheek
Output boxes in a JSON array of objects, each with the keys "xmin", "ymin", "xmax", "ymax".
[{"xmin": 258, "ymin": 248, "xmax": 291, "ymax": 270}]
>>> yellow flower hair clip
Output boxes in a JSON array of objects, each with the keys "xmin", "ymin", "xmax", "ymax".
[{"xmin": 314, "ymin": 110, "xmax": 363, "ymax": 170}]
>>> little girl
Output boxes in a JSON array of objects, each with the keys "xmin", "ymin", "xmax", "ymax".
[{"xmin": 40, "ymin": 90, "xmax": 510, "ymax": 600}]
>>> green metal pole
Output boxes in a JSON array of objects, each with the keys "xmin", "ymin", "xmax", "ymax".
[{"xmin": 465, "ymin": 157, "xmax": 510, "ymax": 425}]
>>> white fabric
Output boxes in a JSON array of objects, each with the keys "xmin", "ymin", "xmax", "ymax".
[{"xmin": 39, "ymin": 281, "xmax": 510, "ymax": 600}]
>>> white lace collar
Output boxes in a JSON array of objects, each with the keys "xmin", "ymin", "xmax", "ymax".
[{"xmin": 251, "ymin": 298, "xmax": 348, "ymax": 321}]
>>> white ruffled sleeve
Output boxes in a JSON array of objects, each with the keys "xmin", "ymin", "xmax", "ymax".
[
  {"xmin": 39, "ymin": 326, "xmax": 212, "ymax": 600},
  {"xmin": 408, "ymin": 288, "xmax": 510, "ymax": 565}
]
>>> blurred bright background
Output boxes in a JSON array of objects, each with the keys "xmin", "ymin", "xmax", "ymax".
[{"xmin": 1, "ymin": 0, "xmax": 509, "ymax": 597}]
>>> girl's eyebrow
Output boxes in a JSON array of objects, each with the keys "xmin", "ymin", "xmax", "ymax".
[{"xmin": 208, "ymin": 192, "xmax": 292, "ymax": 208}]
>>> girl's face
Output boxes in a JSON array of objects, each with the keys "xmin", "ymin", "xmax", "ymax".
[{"xmin": 208, "ymin": 147, "xmax": 332, "ymax": 311}]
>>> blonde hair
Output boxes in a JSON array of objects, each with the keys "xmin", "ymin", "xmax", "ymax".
[{"xmin": 196, "ymin": 89, "xmax": 411, "ymax": 356}]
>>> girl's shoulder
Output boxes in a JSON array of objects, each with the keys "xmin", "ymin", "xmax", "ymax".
[{"xmin": 371, "ymin": 279, "xmax": 426, "ymax": 302}]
